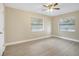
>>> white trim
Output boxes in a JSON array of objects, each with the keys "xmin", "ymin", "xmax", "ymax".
[
  {"xmin": 5, "ymin": 35, "xmax": 52, "ymax": 46},
  {"xmin": 5, "ymin": 35, "xmax": 79, "ymax": 48},
  {"xmin": 52, "ymin": 35, "xmax": 79, "ymax": 42},
  {"xmin": 0, "ymin": 46, "xmax": 5, "ymax": 56}
]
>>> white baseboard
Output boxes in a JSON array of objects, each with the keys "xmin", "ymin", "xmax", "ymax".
[
  {"xmin": 52, "ymin": 35, "xmax": 79, "ymax": 42},
  {"xmin": 5, "ymin": 35, "xmax": 52, "ymax": 46},
  {"xmin": 5, "ymin": 35, "xmax": 79, "ymax": 47}
]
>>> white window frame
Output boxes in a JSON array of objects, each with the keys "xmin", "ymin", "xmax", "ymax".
[
  {"xmin": 31, "ymin": 17, "xmax": 44, "ymax": 32},
  {"xmin": 59, "ymin": 17, "xmax": 75, "ymax": 32}
]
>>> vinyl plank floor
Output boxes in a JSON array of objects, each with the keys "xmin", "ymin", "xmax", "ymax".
[{"xmin": 3, "ymin": 37, "xmax": 79, "ymax": 56}]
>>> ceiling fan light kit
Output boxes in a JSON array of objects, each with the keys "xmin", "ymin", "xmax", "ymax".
[{"xmin": 43, "ymin": 3, "xmax": 60, "ymax": 12}]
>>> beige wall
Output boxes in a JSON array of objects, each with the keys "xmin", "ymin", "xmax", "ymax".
[
  {"xmin": 5, "ymin": 6, "xmax": 79, "ymax": 44},
  {"xmin": 5, "ymin": 7, "xmax": 52, "ymax": 44},
  {"xmin": 51, "ymin": 11, "xmax": 79, "ymax": 40}
]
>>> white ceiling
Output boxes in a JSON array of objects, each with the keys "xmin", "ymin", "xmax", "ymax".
[{"xmin": 5, "ymin": 3, "xmax": 79, "ymax": 16}]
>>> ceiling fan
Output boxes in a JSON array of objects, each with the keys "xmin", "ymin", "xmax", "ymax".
[{"xmin": 42, "ymin": 3, "xmax": 60, "ymax": 12}]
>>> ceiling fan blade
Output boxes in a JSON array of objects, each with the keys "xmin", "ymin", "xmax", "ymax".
[
  {"xmin": 53, "ymin": 8, "xmax": 60, "ymax": 10},
  {"xmin": 43, "ymin": 5, "xmax": 48, "ymax": 7},
  {"xmin": 54, "ymin": 3, "xmax": 58, "ymax": 6}
]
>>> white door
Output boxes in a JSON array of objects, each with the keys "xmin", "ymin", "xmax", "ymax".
[{"xmin": 0, "ymin": 3, "xmax": 4, "ymax": 56}]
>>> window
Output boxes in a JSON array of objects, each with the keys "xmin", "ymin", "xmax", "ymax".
[
  {"xmin": 31, "ymin": 17, "xmax": 43, "ymax": 32},
  {"xmin": 59, "ymin": 17, "xmax": 75, "ymax": 32}
]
